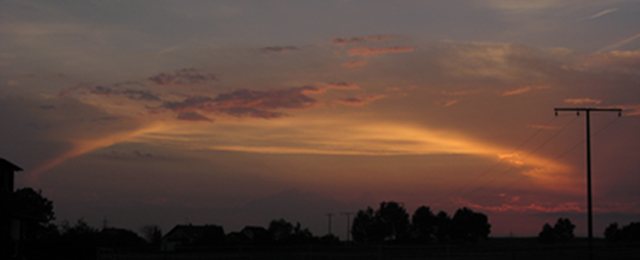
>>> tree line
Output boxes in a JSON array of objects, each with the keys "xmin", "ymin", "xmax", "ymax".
[
  {"xmin": 351, "ymin": 201, "xmax": 491, "ymax": 244},
  {"xmin": 5, "ymin": 187, "xmax": 640, "ymax": 260}
]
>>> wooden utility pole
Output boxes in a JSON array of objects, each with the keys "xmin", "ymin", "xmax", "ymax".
[
  {"xmin": 342, "ymin": 212, "xmax": 354, "ymax": 242},
  {"xmin": 554, "ymin": 107, "xmax": 621, "ymax": 258},
  {"xmin": 326, "ymin": 213, "xmax": 334, "ymax": 235}
]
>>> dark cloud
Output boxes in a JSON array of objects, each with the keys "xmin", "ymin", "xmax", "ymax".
[
  {"xmin": 213, "ymin": 86, "xmax": 317, "ymax": 110},
  {"xmin": 157, "ymin": 87, "xmax": 318, "ymax": 120},
  {"xmin": 337, "ymin": 97, "xmax": 364, "ymax": 106},
  {"xmin": 93, "ymin": 116, "xmax": 119, "ymax": 121},
  {"xmin": 337, "ymin": 95, "xmax": 386, "ymax": 106},
  {"xmin": 260, "ymin": 46, "xmax": 298, "ymax": 53},
  {"xmin": 215, "ymin": 107, "xmax": 286, "ymax": 119},
  {"xmin": 90, "ymin": 86, "xmax": 160, "ymax": 101},
  {"xmin": 176, "ymin": 112, "xmax": 213, "ymax": 122},
  {"xmin": 347, "ymin": 46, "xmax": 414, "ymax": 57},
  {"xmin": 91, "ymin": 86, "xmax": 115, "ymax": 96},
  {"xmin": 161, "ymin": 95, "xmax": 215, "ymax": 112},
  {"xmin": 38, "ymin": 105, "xmax": 55, "ymax": 110},
  {"xmin": 325, "ymin": 82, "xmax": 360, "ymax": 90},
  {"xmin": 112, "ymin": 81, "xmax": 144, "ymax": 87},
  {"xmin": 121, "ymin": 89, "xmax": 160, "ymax": 101},
  {"xmin": 132, "ymin": 150, "xmax": 153, "ymax": 158},
  {"xmin": 148, "ymin": 68, "xmax": 218, "ymax": 86},
  {"xmin": 331, "ymin": 35, "xmax": 389, "ymax": 45}
]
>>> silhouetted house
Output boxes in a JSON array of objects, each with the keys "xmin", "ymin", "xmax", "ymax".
[
  {"xmin": 242, "ymin": 226, "xmax": 271, "ymax": 243},
  {"xmin": 0, "ymin": 158, "xmax": 23, "ymax": 257},
  {"xmin": 225, "ymin": 226, "xmax": 273, "ymax": 245},
  {"xmin": 0, "ymin": 158, "xmax": 22, "ymax": 193},
  {"xmin": 100, "ymin": 227, "xmax": 148, "ymax": 248},
  {"xmin": 161, "ymin": 224, "xmax": 225, "ymax": 251}
]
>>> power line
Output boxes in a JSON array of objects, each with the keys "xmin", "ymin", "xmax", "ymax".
[
  {"xmin": 459, "ymin": 116, "xmax": 579, "ymax": 198},
  {"xmin": 428, "ymin": 116, "xmax": 559, "ymax": 205},
  {"xmin": 475, "ymin": 115, "xmax": 620, "ymax": 201}
]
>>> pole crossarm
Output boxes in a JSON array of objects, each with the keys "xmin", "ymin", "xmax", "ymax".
[{"xmin": 555, "ymin": 107, "xmax": 622, "ymax": 116}]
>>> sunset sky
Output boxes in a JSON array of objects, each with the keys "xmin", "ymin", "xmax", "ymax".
[{"xmin": 2, "ymin": 0, "xmax": 640, "ymax": 238}]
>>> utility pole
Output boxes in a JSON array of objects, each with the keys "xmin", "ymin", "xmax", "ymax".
[
  {"xmin": 342, "ymin": 212, "xmax": 355, "ymax": 242},
  {"xmin": 326, "ymin": 213, "xmax": 334, "ymax": 236},
  {"xmin": 554, "ymin": 107, "xmax": 622, "ymax": 258}
]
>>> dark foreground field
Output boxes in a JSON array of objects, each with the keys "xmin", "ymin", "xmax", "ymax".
[{"xmin": 98, "ymin": 238, "xmax": 639, "ymax": 260}]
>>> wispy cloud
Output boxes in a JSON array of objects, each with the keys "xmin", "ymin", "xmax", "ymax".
[
  {"xmin": 347, "ymin": 46, "xmax": 414, "ymax": 57},
  {"xmin": 331, "ymin": 35, "xmax": 389, "ymax": 46},
  {"xmin": 442, "ymin": 89, "xmax": 483, "ymax": 96},
  {"xmin": 588, "ymin": 8, "xmax": 617, "ymax": 20},
  {"xmin": 341, "ymin": 60, "xmax": 366, "ymax": 68},
  {"xmin": 90, "ymin": 86, "xmax": 161, "ymax": 101},
  {"xmin": 148, "ymin": 68, "xmax": 218, "ymax": 86},
  {"xmin": 177, "ymin": 112, "xmax": 213, "ymax": 122},
  {"xmin": 336, "ymin": 95, "xmax": 386, "ymax": 106},
  {"xmin": 564, "ymin": 98, "xmax": 602, "ymax": 105},
  {"xmin": 618, "ymin": 104, "xmax": 640, "ymax": 116},
  {"xmin": 260, "ymin": 46, "xmax": 298, "ymax": 53},
  {"xmin": 501, "ymin": 85, "xmax": 549, "ymax": 96},
  {"xmin": 323, "ymin": 82, "xmax": 360, "ymax": 90},
  {"xmin": 598, "ymin": 33, "xmax": 640, "ymax": 52},
  {"xmin": 161, "ymin": 95, "xmax": 215, "ymax": 112},
  {"xmin": 457, "ymin": 198, "xmax": 584, "ymax": 213}
]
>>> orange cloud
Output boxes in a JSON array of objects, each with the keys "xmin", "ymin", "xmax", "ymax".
[
  {"xmin": 324, "ymin": 82, "xmax": 360, "ymax": 90},
  {"xmin": 443, "ymin": 100, "xmax": 459, "ymax": 107},
  {"xmin": 502, "ymin": 85, "xmax": 549, "ymax": 96},
  {"xmin": 618, "ymin": 104, "xmax": 640, "ymax": 116},
  {"xmin": 456, "ymin": 198, "xmax": 584, "ymax": 213},
  {"xmin": 342, "ymin": 60, "xmax": 366, "ymax": 68},
  {"xmin": 564, "ymin": 98, "xmax": 602, "ymax": 105},
  {"xmin": 347, "ymin": 46, "xmax": 414, "ymax": 57},
  {"xmin": 337, "ymin": 95, "xmax": 386, "ymax": 106},
  {"xmin": 26, "ymin": 123, "xmax": 166, "ymax": 183},
  {"xmin": 442, "ymin": 89, "xmax": 483, "ymax": 96}
]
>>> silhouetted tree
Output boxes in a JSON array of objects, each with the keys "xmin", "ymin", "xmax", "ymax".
[
  {"xmin": 620, "ymin": 222, "xmax": 640, "ymax": 241},
  {"xmin": 450, "ymin": 207, "xmax": 491, "ymax": 242},
  {"xmin": 605, "ymin": 222, "xmax": 640, "ymax": 242},
  {"xmin": 538, "ymin": 223, "xmax": 556, "ymax": 244},
  {"xmin": 378, "ymin": 201, "xmax": 410, "ymax": 242},
  {"xmin": 434, "ymin": 211, "xmax": 451, "ymax": 243},
  {"xmin": 13, "ymin": 188, "xmax": 57, "ymax": 240},
  {"xmin": 410, "ymin": 206, "xmax": 437, "ymax": 243},
  {"xmin": 57, "ymin": 219, "xmax": 101, "ymax": 260},
  {"xmin": 538, "ymin": 218, "xmax": 575, "ymax": 244},
  {"xmin": 290, "ymin": 222, "xmax": 315, "ymax": 244},
  {"xmin": 352, "ymin": 207, "xmax": 382, "ymax": 243},
  {"xmin": 351, "ymin": 202, "xmax": 410, "ymax": 243},
  {"xmin": 554, "ymin": 218, "xmax": 575, "ymax": 243},
  {"xmin": 268, "ymin": 218, "xmax": 293, "ymax": 242},
  {"xmin": 604, "ymin": 222, "xmax": 620, "ymax": 242}
]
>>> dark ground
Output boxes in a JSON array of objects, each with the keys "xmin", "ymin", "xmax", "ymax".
[{"xmin": 98, "ymin": 238, "xmax": 640, "ymax": 260}]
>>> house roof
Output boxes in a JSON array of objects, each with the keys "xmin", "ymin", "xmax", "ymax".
[
  {"xmin": 162, "ymin": 224, "xmax": 224, "ymax": 243},
  {"xmin": 0, "ymin": 158, "xmax": 23, "ymax": 172}
]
